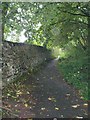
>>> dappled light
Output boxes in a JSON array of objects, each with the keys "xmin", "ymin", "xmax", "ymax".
[
  {"xmin": 1, "ymin": 2, "xmax": 89, "ymax": 119},
  {"xmin": 2, "ymin": 59, "xmax": 88, "ymax": 118},
  {"xmin": 2, "ymin": 79, "xmax": 37, "ymax": 118}
]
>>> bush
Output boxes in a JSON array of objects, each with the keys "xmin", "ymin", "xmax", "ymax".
[{"xmin": 58, "ymin": 48, "xmax": 88, "ymax": 100}]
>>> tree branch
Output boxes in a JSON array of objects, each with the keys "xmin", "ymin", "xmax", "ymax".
[
  {"xmin": 49, "ymin": 19, "xmax": 88, "ymax": 27},
  {"xmin": 60, "ymin": 10, "xmax": 87, "ymax": 17}
]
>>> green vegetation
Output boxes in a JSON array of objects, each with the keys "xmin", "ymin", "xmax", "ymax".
[
  {"xmin": 58, "ymin": 45, "xmax": 88, "ymax": 100},
  {"xmin": 1, "ymin": 2, "xmax": 89, "ymax": 101},
  {"xmin": 2, "ymin": 2, "xmax": 89, "ymax": 47}
]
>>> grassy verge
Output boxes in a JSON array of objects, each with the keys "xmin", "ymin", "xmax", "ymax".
[{"xmin": 57, "ymin": 50, "xmax": 88, "ymax": 100}]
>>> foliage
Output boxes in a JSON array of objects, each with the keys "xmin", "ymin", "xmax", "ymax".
[
  {"xmin": 2, "ymin": 2, "xmax": 89, "ymax": 102},
  {"xmin": 58, "ymin": 46, "xmax": 88, "ymax": 100},
  {"xmin": 2, "ymin": 2, "xmax": 90, "ymax": 49}
]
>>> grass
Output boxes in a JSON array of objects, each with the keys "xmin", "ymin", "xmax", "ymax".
[{"xmin": 57, "ymin": 48, "xmax": 88, "ymax": 100}]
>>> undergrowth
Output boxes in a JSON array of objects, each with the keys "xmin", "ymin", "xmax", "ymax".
[{"xmin": 58, "ymin": 47, "xmax": 88, "ymax": 100}]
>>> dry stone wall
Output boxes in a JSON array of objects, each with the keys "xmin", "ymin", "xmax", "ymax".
[{"xmin": 2, "ymin": 41, "xmax": 51, "ymax": 87}]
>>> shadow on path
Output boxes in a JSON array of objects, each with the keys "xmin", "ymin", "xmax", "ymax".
[{"xmin": 2, "ymin": 59, "xmax": 88, "ymax": 118}]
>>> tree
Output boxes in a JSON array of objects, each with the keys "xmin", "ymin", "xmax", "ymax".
[{"xmin": 2, "ymin": 2, "xmax": 90, "ymax": 50}]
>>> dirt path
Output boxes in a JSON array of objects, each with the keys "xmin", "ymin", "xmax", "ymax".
[{"xmin": 3, "ymin": 59, "xmax": 88, "ymax": 118}]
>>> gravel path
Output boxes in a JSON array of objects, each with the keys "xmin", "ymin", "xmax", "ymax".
[{"xmin": 3, "ymin": 59, "xmax": 88, "ymax": 118}]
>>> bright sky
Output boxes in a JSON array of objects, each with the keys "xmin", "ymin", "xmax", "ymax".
[
  {"xmin": 6, "ymin": 29, "xmax": 27, "ymax": 43},
  {"xmin": 19, "ymin": 30, "xmax": 27, "ymax": 43},
  {"xmin": 6, "ymin": 23, "xmax": 41, "ymax": 43}
]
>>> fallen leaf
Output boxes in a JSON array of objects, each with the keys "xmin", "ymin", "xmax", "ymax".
[
  {"xmin": 72, "ymin": 104, "xmax": 80, "ymax": 108},
  {"xmin": 41, "ymin": 108, "xmax": 45, "ymax": 110},
  {"xmin": 55, "ymin": 107, "xmax": 59, "ymax": 110},
  {"xmin": 24, "ymin": 103, "xmax": 28, "ymax": 107},
  {"xmin": 76, "ymin": 116, "xmax": 83, "ymax": 118},
  {"xmin": 15, "ymin": 104, "xmax": 18, "ymax": 107},
  {"xmin": 48, "ymin": 97, "xmax": 52, "ymax": 100},
  {"xmin": 66, "ymin": 93, "xmax": 70, "ymax": 96},
  {"xmin": 27, "ymin": 91, "xmax": 30, "ymax": 94},
  {"xmin": 48, "ymin": 97, "xmax": 56, "ymax": 102},
  {"xmin": 83, "ymin": 103, "xmax": 88, "ymax": 106}
]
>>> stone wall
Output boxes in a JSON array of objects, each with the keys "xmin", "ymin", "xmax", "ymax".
[{"xmin": 2, "ymin": 41, "xmax": 51, "ymax": 87}]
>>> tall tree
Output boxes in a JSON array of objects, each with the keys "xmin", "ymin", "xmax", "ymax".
[{"xmin": 2, "ymin": 2, "xmax": 90, "ymax": 50}]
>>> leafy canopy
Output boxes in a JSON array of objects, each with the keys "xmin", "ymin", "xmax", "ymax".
[{"xmin": 2, "ymin": 2, "xmax": 90, "ymax": 49}]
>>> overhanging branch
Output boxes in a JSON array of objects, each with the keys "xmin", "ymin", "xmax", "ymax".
[{"xmin": 60, "ymin": 10, "xmax": 87, "ymax": 17}]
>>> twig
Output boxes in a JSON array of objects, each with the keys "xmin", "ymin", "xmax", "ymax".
[{"xmin": 0, "ymin": 106, "xmax": 19, "ymax": 117}]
